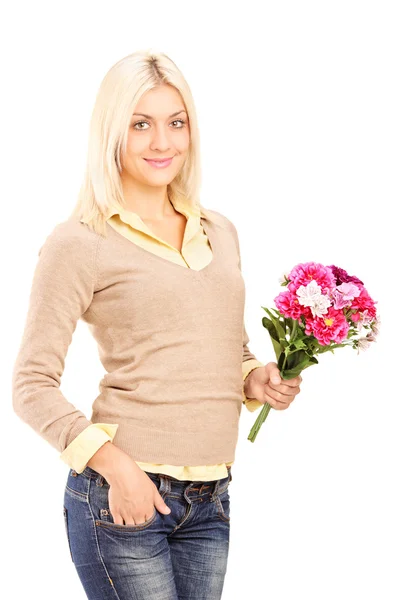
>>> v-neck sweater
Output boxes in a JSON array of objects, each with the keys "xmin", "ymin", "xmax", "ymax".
[{"xmin": 12, "ymin": 208, "xmax": 263, "ymax": 473}]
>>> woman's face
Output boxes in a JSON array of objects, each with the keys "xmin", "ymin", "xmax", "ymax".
[{"xmin": 120, "ymin": 84, "xmax": 190, "ymax": 188}]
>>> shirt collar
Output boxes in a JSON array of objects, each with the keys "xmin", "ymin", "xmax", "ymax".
[{"xmin": 106, "ymin": 198, "xmax": 207, "ymax": 248}]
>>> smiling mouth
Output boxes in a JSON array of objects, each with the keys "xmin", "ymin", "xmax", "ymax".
[{"xmin": 144, "ymin": 157, "xmax": 175, "ymax": 162}]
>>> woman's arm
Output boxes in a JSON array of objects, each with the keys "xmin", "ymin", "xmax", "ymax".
[{"xmin": 12, "ymin": 221, "xmax": 102, "ymax": 454}]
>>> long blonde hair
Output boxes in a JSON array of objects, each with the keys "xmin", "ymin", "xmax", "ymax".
[{"xmin": 71, "ymin": 49, "xmax": 203, "ymax": 237}]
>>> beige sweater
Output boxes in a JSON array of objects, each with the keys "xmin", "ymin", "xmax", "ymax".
[{"xmin": 12, "ymin": 208, "xmax": 260, "ymax": 465}]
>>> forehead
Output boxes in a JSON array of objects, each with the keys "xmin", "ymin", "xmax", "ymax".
[{"xmin": 133, "ymin": 85, "xmax": 186, "ymax": 118}]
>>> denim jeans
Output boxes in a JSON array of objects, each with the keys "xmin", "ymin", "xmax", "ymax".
[{"xmin": 63, "ymin": 464, "xmax": 232, "ymax": 599}]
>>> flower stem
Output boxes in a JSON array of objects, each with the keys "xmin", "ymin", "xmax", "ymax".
[{"xmin": 247, "ymin": 401, "xmax": 273, "ymax": 442}]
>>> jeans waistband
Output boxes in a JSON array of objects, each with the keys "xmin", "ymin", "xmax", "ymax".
[{"xmin": 77, "ymin": 464, "xmax": 232, "ymax": 502}]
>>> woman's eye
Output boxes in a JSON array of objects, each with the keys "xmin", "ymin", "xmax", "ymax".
[
  {"xmin": 133, "ymin": 121, "xmax": 149, "ymax": 130},
  {"xmin": 171, "ymin": 119, "xmax": 186, "ymax": 128},
  {"xmin": 132, "ymin": 119, "xmax": 186, "ymax": 131}
]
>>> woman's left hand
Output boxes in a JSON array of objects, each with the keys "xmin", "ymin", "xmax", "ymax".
[{"xmin": 244, "ymin": 362, "xmax": 302, "ymax": 410}]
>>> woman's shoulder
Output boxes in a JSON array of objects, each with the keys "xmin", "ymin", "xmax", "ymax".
[
  {"xmin": 37, "ymin": 214, "xmax": 101, "ymax": 259},
  {"xmin": 200, "ymin": 206, "xmax": 237, "ymax": 232}
]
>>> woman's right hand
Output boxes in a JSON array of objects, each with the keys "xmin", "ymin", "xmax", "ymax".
[{"xmin": 87, "ymin": 441, "xmax": 171, "ymax": 525}]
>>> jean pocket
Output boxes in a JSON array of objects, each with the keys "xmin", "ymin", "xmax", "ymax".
[
  {"xmin": 95, "ymin": 506, "xmax": 158, "ymax": 532},
  {"xmin": 63, "ymin": 506, "xmax": 74, "ymax": 562},
  {"xmin": 91, "ymin": 479, "xmax": 157, "ymax": 531}
]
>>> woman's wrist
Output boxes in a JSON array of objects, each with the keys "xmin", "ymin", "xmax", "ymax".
[
  {"xmin": 87, "ymin": 441, "xmax": 140, "ymax": 481},
  {"xmin": 87, "ymin": 441, "xmax": 119, "ymax": 477},
  {"xmin": 243, "ymin": 366, "xmax": 262, "ymax": 399}
]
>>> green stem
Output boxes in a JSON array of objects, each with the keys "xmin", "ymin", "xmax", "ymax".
[
  {"xmin": 248, "ymin": 319, "xmax": 300, "ymax": 443},
  {"xmin": 247, "ymin": 401, "xmax": 273, "ymax": 442},
  {"xmin": 247, "ymin": 359, "xmax": 290, "ymax": 442}
]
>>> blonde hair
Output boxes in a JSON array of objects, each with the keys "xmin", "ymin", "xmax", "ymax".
[{"xmin": 71, "ymin": 49, "xmax": 203, "ymax": 237}]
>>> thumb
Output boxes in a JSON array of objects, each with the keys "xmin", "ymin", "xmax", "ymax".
[
  {"xmin": 266, "ymin": 363, "xmax": 282, "ymax": 385},
  {"xmin": 155, "ymin": 493, "xmax": 171, "ymax": 514}
]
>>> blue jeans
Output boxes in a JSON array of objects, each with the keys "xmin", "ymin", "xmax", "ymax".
[{"xmin": 63, "ymin": 465, "xmax": 232, "ymax": 599}]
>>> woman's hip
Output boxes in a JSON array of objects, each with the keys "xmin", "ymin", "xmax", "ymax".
[{"xmin": 62, "ymin": 466, "xmax": 232, "ymax": 599}]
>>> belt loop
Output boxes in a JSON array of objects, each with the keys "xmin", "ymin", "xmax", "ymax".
[
  {"xmin": 211, "ymin": 479, "xmax": 220, "ymax": 502},
  {"xmin": 158, "ymin": 474, "xmax": 170, "ymax": 495}
]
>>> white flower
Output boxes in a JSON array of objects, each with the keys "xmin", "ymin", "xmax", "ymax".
[
  {"xmin": 296, "ymin": 280, "xmax": 331, "ymax": 318},
  {"xmin": 360, "ymin": 310, "xmax": 371, "ymax": 324},
  {"xmin": 371, "ymin": 314, "xmax": 381, "ymax": 336},
  {"xmin": 356, "ymin": 310, "xmax": 376, "ymax": 333},
  {"xmin": 356, "ymin": 320, "xmax": 364, "ymax": 333},
  {"xmin": 357, "ymin": 337, "xmax": 371, "ymax": 355}
]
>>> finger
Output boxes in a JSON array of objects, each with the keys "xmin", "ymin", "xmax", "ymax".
[
  {"xmin": 123, "ymin": 512, "xmax": 149, "ymax": 526},
  {"xmin": 280, "ymin": 384, "xmax": 301, "ymax": 396},
  {"xmin": 266, "ymin": 383, "xmax": 297, "ymax": 401},
  {"xmin": 284, "ymin": 375, "xmax": 302, "ymax": 387},
  {"xmin": 121, "ymin": 512, "xmax": 136, "ymax": 526},
  {"xmin": 266, "ymin": 363, "xmax": 282, "ymax": 385},
  {"xmin": 112, "ymin": 511, "xmax": 124, "ymax": 525},
  {"xmin": 264, "ymin": 384, "xmax": 294, "ymax": 408},
  {"xmin": 270, "ymin": 371, "xmax": 281, "ymax": 385},
  {"xmin": 268, "ymin": 381, "xmax": 301, "ymax": 397},
  {"xmin": 264, "ymin": 393, "xmax": 291, "ymax": 410}
]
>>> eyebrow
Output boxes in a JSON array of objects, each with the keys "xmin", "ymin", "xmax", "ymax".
[{"xmin": 132, "ymin": 110, "xmax": 187, "ymax": 119}]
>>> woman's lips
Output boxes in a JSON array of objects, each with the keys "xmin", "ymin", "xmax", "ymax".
[{"xmin": 143, "ymin": 157, "xmax": 173, "ymax": 168}]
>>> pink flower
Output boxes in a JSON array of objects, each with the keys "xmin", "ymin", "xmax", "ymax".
[
  {"xmin": 274, "ymin": 291, "xmax": 304, "ymax": 319},
  {"xmin": 331, "ymin": 281, "xmax": 361, "ymax": 309},
  {"xmin": 350, "ymin": 287, "xmax": 378, "ymax": 321},
  {"xmin": 288, "ymin": 262, "xmax": 336, "ymax": 295},
  {"xmin": 304, "ymin": 307, "xmax": 349, "ymax": 345}
]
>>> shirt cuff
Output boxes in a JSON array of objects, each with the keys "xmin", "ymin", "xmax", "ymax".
[{"xmin": 59, "ymin": 423, "xmax": 119, "ymax": 474}]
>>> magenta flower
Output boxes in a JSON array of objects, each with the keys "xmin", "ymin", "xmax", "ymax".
[
  {"xmin": 350, "ymin": 287, "xmax": 378, "ymax": 322},
  {"xmin": 328, "ymin": 265, "xmax": 364, "ymax": 286},
  {"xmin": 274, "ymin": 290, "xmax": 304, "ymax": 319},
  {"xmin": 287, "ymin": 262, "xmax": 336, "ymax": 295},
  {"xmin": 304, "ymin": 307, "xmax": 349, "ymax": 345}
]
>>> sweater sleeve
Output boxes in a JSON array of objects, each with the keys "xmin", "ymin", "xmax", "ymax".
[
  {"xmin": 225, "ymin": 217, "xmax": 264, "ymax": 412},
  {"xmin": 12, "ymin": 223, "xmax": 103, "ymax": 453},
  {"xmin": 242, "ymin": 330, "xmax": 264, "ymax": 412}
]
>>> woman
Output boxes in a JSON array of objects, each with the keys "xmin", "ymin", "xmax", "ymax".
[{"xmin": 12, "ymin": 49, "xmax": 302, "ymax": 599}]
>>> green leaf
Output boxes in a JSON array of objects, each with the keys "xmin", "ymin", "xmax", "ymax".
[
  {"xmin": 262, "ymin": 317, "xmax": 278, "ymax": 341},
  {"xmin": 263, "ymin": 308, "xmax": 279, "ymax": 327},
  {"xmin": 262, "ymin": 317, "xmax": 283, "ymax": 361},
  {"xmin": 282, "ymin": 357, "xmax": 318, "ymax": 379},
  {"xmin": 275, "ymin": 318, "xmax": 286, "ymax": 343},
  {"xmin": 281, "ymin": 367, "xmax": 304, "ymax": 379},
  {"xmin": 277, "ymin": 352, "xmax": 286, "ymax": 371},
  {"xmin": 289, "ymin": 349, "xmax": 307, "ymax": 367},
  {"xmin": 293, "ymin": 338, "xmax": 306, "ymax": 350}
]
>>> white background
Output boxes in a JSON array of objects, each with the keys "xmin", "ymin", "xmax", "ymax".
[{"xmin": 2, "ymin": 1, "xmax": 398, "ymax": 598}]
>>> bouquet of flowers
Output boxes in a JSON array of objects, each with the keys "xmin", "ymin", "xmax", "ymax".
[{"xmin": 248, "ymin": 262, "xmax": 380, "ymax": 442}]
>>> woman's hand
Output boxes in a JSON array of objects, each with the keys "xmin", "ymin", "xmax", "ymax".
[
  {"xmin": 244, "ymin": 362, "xmax": 302, "ymax": 410},
  {"xmin": 87, "ymin": 442, "xmax": 171, "ymax": 525}
]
